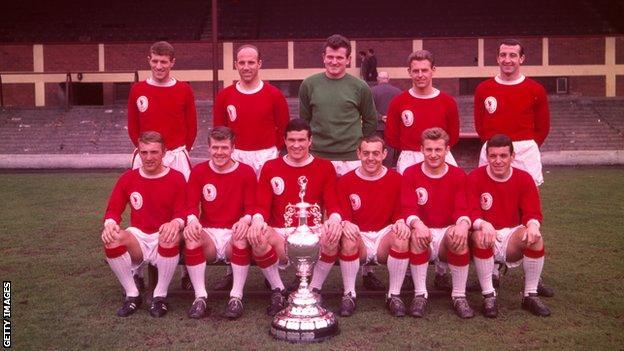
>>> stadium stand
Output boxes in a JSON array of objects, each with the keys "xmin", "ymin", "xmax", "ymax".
[
  {"xmin": 1, "ymin": 97, "xmax": 621, "ymax": 169},
  {"xmin": 1, "ymin": 0, "xmax": 622, "ymax": 43}
]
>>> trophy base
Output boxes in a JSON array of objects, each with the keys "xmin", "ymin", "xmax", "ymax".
[{"xmin": 270, "ymin": 304, "xmax": 339, "ymax": 343}]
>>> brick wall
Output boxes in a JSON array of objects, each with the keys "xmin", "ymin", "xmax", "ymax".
[
  {"xmin": 617, "ymin": 75, "xmax": 624, "ymax": 96},
  {"xmin": 233, "ymin": 41, "xmax": 288, "ymax": 69},
  {"xmin": 549, "ymin": 37, "xmax": 604, "ymax": 65},
  {"xmin": 0, "ymin": 45, "xmax": 33, "ymax": 71},
  {"xmin": 293, "ymin": 40, "xmax": 325, "ymax": 68},
  {"xmin": 484, "ymin": 38, "xmax": 543, "ymax": 66},
  {"xmin": 44, "ymin": 44, "xmax": 98, "ymax": 72},
  {"xmin": 423, "ymin": 38, "xmax": 478, "ymax": 67},
  {"xmin": 434, "ymin": 78, "xmax": 460, "ymax": 97},
  {"xmin": 2, "ymin": 83, "xmax": 35, "ymax": 106},
  {"xmin": 568, "ymin": 76, "xmax": 605, "ymax": 96},
  {"xmin": 616, "ymin": 36, "xmax": 624, "ymax": 65}
]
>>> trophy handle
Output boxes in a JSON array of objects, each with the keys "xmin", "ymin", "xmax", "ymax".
[
  {"xmin": 284, "ymin": 204, "xmax": 296, "ymax": 228},
  {"xmin": 310, "ymin": 205, "xmax": 322, "ymax": 227}
]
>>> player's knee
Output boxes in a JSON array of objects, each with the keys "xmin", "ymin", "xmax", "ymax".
[
  {"xmin": 184, "ymin": 238, "xmax": 202, "ymax": 250},
  {"xmin": 231, "ymin": 238, "xmax": 249, "ymax": 250},
  {"xmin": 392, "ymin": 237, "xmax": 409, "ymax": 252},
  {"xmin": 339, "ymin": 236, "xmax": 358, "ymax": 252}
]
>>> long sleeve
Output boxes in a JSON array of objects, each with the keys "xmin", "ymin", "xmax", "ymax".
[
  {"xmin": 127, "ymin": 85, "xmax": 140, "ymax": 147},
  {"xmin": 273, "ymin": 91, "xmax": 290, "ymax": 149},
  {"xmin": 384, "ymin": 97, "xmax": 401, "ymax": 149},
  {"xmin": 298, "ymin": 81, "xmax": 312, "ymax": 122},
  {"xmin": 184, "ymin": 87, "xmax": 197, "ymax": 151},
  {"xmin": 360, "ymin": 86, "xmax": 378, "ymax": 137},
  {"xmin": 533, "ymin": 85, "xmax": 550, "ymax": 146}
]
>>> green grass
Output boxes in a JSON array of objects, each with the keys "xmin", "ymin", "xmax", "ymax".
[{"xmin": 1, "ymin": 167, "xmax": 623, "ymax": 350}]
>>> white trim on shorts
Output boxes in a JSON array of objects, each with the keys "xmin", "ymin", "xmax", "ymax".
[
  {"xmin": 479, "ymin": 140, "xmax": 543, "ymax": 186},
  {"xmin": 331, "ymin": 160, "xmax": 361, "ymax": 176},
  {"xmin": 360, "ymin": 225, "xmax": 393, "ymax": 264},
  {"xmin": 203, "ymin": 227, "xmax": 233, "ymax": 263},
  {"xmin": 494, "ymin": 225, "xmax": 525, "ymax": 268},
  {"xmin": 232, "ymin": 146, "xmax": 279, "ymax": 176},
  {"xmin": 132, "ymin": 145, "xmax": 192, "ymax": 181},
  {"xmin": 397, "ymin": 150, "xmax": 457, "ymax": 175},
  {"xmin": 125, "ymin": 227, "xmax": 160, "ymax": 270}
]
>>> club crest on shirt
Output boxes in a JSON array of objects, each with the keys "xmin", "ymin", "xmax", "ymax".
[
  {"xmin": 227, "ymin": 105, "xmax": 237, "ymax": 122},
  {"xmin": 271, "ymin": 176, "xmax": 285, "ymax": 195},
  {"xmin": 416, "ymin": 187, "xmax": 428, "ymax": 205},
  {"xmin": 480, "ymin": 192, "xmax": 493, "ymax": 210},
  {"xmin": 203, "ymin": 184, "xmax": 217, "ymax": 202},
  {"xmin": 136, "ymin": 96, "xmax": 149, "ymax": 113},
  {"xmin": 401, "ymin": 110, "xmax": 414, "ymax": 127},
  {"xmin": 484, "ymin": 96, "xmax": 497, "ymax": 114},
  {"xmin": 130, "ymin": 192, "xmax": 143, "ymax": 210},
  {"xmin": 349, "ymin": 194, "xmax": 362, "ymax": 211}
]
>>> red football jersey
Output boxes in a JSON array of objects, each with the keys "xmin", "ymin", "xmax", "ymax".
[
  {"xmin": 127, "ymin": 79, "xmax": 197, "ymax": 151},
  {"xmin": 337, "ymin": 167, "xmax": 402, "ymax": 232},
  {"xmin": 401, "ymin": 162, "xmax": 469, "ymax": 228},
  {"xmin": 104, "ymin": 168, "xmax": 187, "ymax": 233},
  {"xmin": 214, "ymin": 81, "xmax": 290, "ymax": 150},
  {"xmin": 187, "ymin": 161, "xmax": 257, "ymax": 228},
  {"xmin": 385, "ymin": 89, "xmax": 460, "ymax": 151},
  {"xmin": 256, "ymin": 156, "xmax": 339, "ymax": 227},
  {"xmin": 474, "ymin": 76, "xmax": 550, "ymax": 146},
  {"xmin": 467, "ymin": 165, "xmax": 543, "ymax": 229}
]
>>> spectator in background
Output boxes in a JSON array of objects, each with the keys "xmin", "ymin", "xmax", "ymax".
[{"xmin": 371, "ymin": 71, "xmax": 402, "ymax": 167}]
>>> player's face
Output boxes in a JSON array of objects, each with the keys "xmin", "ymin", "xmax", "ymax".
[
  {"xmin": 497, "ymin": 44, "xmax": 524, "ymax": 78},
  {"xmin": 285, "ymin": 130, "xmax": 312, "ymax": 162},
  {"xmin": 235, "ymin": 47, "xmax": 262, "ymax": 84},
  {"xmin": 486, "ymin": 146, "xmax": 515, "ymax": 179},
  {"xmin": 408, "ymin": 59, "xmax": 434, "ymax": 91},
  {"xmin": 323, "ymin": 47, "xmax": 350, "ymax": 79},
  {"xmin": 209, "ymin": 138, "xmax": 234, "ymax": 170},
  {"xmin": 421, "ymin": 138, "xmax": 448, "ymax": 171},
  {"xmin": 138, "ymin": 141, "xmax": 165, "ymax": 174},
  {"xmin": 148, "ymin": 53, "xmax": 175, "ymax": 83},
  {"xmin": 357, "ymin": 141, "xmax": 387, "ymax": 176}
]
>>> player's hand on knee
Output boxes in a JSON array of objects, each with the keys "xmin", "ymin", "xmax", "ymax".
[
  {"xmin": 411, "ymin": 219, "xmax": 431, "ymax": 248},
  {"xmin": 323, "ymin": 216, "xmax": 342, "ymax": 244},
  {"xmin": 183, "ymin": 219, "xmax": 203, "ymax": 242},
  {"xmin": 340, "ymin": 220, "xmax": 360, "ymax": 242},
  {"xmin": 160, "ymin": 219, "xmax": 182, "ymax": 243},
  {"xmin": 480, "ymin": 221, "xmax": 497, "ymax": 248},
  {"xmin": 101, "ymin": 221, "xmax": 120, "ymax": 245},
  {"xmin": 393, "ymin": 219, "xmax": 410, "ymax": 240},
  {"xmin": 247, "ymin": 217, "xmax": 266, "ymax": 246},
  {"xmin": 450, "ymin": 219, "xmax": 470, "ymax": 251},
  {"xmin": 232, "ymin": 216, "xmax": 251, "ymax": 241},
  {"xmin": 523, "ymin": 222, "xmax": 542, "ymax": 246}
]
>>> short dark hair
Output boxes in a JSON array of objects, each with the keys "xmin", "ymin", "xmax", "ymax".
[
  {"xmin": 358, "ymin": 135, "xmax": 386, "ymax": 151},
  {"xmin": 285, "ymin": 118, "xmax": 311, "ymax": 139},
  {"xmin": 498, "ymin": 39, "xmax": 525, "ymax": 57},
  {"xmin": 324, "ymin": 34, "xmax": 351, "ymax": 57},
  {"xmin": 486, "ymin": 134, "xmax": 514, "ymax": 154},
  {"xmin": 150, "ymin": 41, "xmax": 175, "ymax": 60},
  {"xmin": 209, "ymin": 126, "xmax": 235, "ymax": 145},
  {"xmin": 407, "ymin": 50, "xmax": 435, "ymax": 68},
  {"xmin": 358, "ymin": 50, "xmax": 367, "ymax": 56},
  {"xmin": 421, "ymin": 127, "xmax": 449, "ymax": 146},
  {"xmin": 235, "ymin": 44, "xmax": 261, "ymax": 61},
  {"xmin": 368, "ymin": 48, "xmax": 374, "ymax": 54},
  {"xmin": 138, "ymin": 131, "xmax": 165, "ymax": 150}
]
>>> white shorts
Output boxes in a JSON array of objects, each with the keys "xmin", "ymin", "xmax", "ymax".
[
  {"xmin": 479, "ymin": 140, "xmax": 543, "ymax": 186},
  {"xmin": 396, "ymin": 150, "xmax": 457, "ymax": 175},
  {"xmin": 360, "ymin": 225, "xmax": 393, "ymax": 264},
  {"xmin": 428, "ymin": 226, "xmax": 451, "ymax": 262},
  {"xmin": 132, "ymin": 145, "xmax": 192, "ymax": 181},
  {"xmin": 331, "ymin": 160, "xmax": 361, "ymax": 176},
  {"xmin": 493, "ymin": 225, "xmax": 525, "ymax": 268},
  {"xmin": 232, "ymin": 146, "xmax": 279, "ymax": 176},
  {"xmin": 126, "ymin": 227, "xmax": 160, "ymax": 270},
  {"xmin": 204, "ymin": 228, "xmax": 232, "ymax": 263}
]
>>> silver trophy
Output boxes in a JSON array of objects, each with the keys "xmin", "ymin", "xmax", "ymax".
[{"xmin": 270, "ymin": 176, "xmax": 339, "ymax": 343}]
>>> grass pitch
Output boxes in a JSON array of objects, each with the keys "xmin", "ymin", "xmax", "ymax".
[{"xmin": 1, "ymin": 167, "xmax": 623, "ymax": 350}]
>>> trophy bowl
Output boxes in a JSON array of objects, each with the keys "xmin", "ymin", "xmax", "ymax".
[{"xmin": 269, "ymin": 176, "xmax": 339, "ymax": 343}]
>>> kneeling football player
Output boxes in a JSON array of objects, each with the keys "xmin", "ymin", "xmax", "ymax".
[
  {"xmin": 334, "ymin": 135, "xmax": 411, "ymax": 317},
  {"xmin": 183, "ymin": 127, "xmax": 257, "ymax": 319},
  {"xmin": 467, "ymin": 134, "xmax": 550, "ymax": 318},
  {"xmin": 101, "ymin": 131, "xmax": 186, "ymax": 317},
  {"xmin": 401, "ymin": 128, "xmax": 474, "ymax": 318}
]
